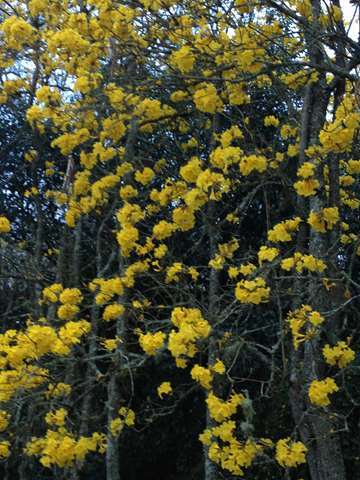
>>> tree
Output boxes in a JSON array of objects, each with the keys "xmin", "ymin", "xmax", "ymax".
[{"xmin": 0, "ymin": 0, "xmax": 360, "ymax": 479}]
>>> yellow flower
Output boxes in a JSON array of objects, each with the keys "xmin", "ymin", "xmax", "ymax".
[
  {"xmin": 275, "ymin": 438, "xmax": 307, "ymax": 467},
  {"xmin": 172, "ymin": 207, "xmax": 195, "ymax": 231},
  {"xmin": 153, "ymin": 221, "xmax": 176, "ymax": 240},
  {"xmin": 116, "ymin": 225, "xmax": 139, "ymax": 256},
  {"xmin": 239, "ymin": 155, "xmax": 267, "ymax": 176},
  {"xmin": 235, "ymin": 278, "xmax": 270, "ymax": 304},
  {"xmin": 119, "ymin": 185, "xmax": 138, "ymax": 200},
  {"xmin": 180, "ymin": 157, "xmax": 203, "ymax": 183},
  {"xmin": 212, "ymin": 359, "xmax": 225, "ymax": 374},
  {"xmin": 287, "ymin": 305, "xmax": 324, "ymax": 349},
  {"xmin": 59, "ymin": 288, "xmax": 83, "ymax": 305},
  {"xmin": 308, "ymin": 377, "xmax": 339, "ymax": 407},
  {"xmin": 264, "ymin": 115, "xmax": 279, "ymax": 127},
  {"xmin": 308, "ymin": 207, "xmax": 339, "ymax": 232},
  {"xmin": 294, "ymin": 178, "xmax": 320, "ymax": 197},
  {"xmin": 298, "ymin": 162, "xmax": 315, "ymax": 178},
  {"xmin": 138, "ymin": 331, "xmax": 166, "ymax": 356},
  {"xmin": 170, "ymin": 46, "xmax": 195, "ymax": 73},
  {"xmin": 102, "ymin": 304, "xmax": 125, "ymax": 321},
  {"xmin": 45, "ymin": 383, "xmax": 71, "ymax": 398},
  {"xmin": 0, "ymin": 411, "xmax": 10, "ymax": 432},
  {"xmin": 191, "ymin": 364, "xmax": 213, "ymax": 389},
  {"xmin": 206, "ymin": 392, "xmax": 244, "ymax": 423},
  {"xmin": 0, "ymin": 441, "xmax": 10, "ymax": 459},
  {"xmin": 57, "ymin": 304, "xmax": 79, "ymax": 321},
  {"xmin": 323, "ymin": 341, "xmax": 355, "ymax": 368},
  {"xmin": 0, "ymin": 216, "xmax": 11, "ymax": 233},
  {"xmin": 258, "ymin": 246, "xmax": 279, "ymax": 264},
  {"xmin": 134, "ymin": 167, "xmax": 155, "ymax": 185},
  {"xmin": 268, "ymin": 217, "xmax": 301, "ymax": 242},
  {"xmin": 45, "ymin": 408, "xmax": 68, "ymax": 427},
  {"xmin": 119, "ymin": 407, "xmax": 135, "ymax": 426},
  {"xmin": 154, "ymin": 244, "xmax": 168, "ymax": 259},
  {"xmin": 193, "ymin": 83, "xmax": 223, "ymax": 114},
  {"xmin": 166, "ymin": 262, "xmax": 183, "ymax": 283},
  {"xmin": 157, "ymin": 381, "xmax": 172, "ymax": 398}
]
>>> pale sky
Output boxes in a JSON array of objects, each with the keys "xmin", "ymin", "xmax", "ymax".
[{"xmin": 341, "ymin": 0, "xmax": 358, "ymax": 39}]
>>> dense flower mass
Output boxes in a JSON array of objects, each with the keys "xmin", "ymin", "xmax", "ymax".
[{"xmin": 0, "ymin": 0, "xmax": 359, "ymax": 477}]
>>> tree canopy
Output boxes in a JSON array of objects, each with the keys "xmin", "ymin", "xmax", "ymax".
[{"xmin": 1, "ymin": 0, "xmax": 360, "ymax": 479}]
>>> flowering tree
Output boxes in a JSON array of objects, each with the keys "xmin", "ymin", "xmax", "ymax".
[{"xmin": 0, "ymin": 0, "xmax": 360, "ymax": 479}]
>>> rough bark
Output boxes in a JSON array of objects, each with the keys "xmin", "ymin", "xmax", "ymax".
[{"xmin": 289, "ymin": 6, "xmax": 347, "ymax": 475}]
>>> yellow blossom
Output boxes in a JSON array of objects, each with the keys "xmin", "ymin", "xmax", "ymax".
[
  {"xmin": 308, "ymin": 377, "xmax": 339, "ymax": 407},
  {"xmin": 276, "ymin": 438, "xmax": 307, "ymax": 467},
  {"xmin": 323, "ymin": 341, "xmax": 355, "ymax": 368},
  {"xmin": 157, "ymin": 382, "xmax": 172, "ymax": 398},
  {"xmin": 0, "ymin": 216, "xmax": 11, "ymax": 233}
]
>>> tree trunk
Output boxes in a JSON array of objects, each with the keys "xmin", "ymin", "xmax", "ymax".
[{"xmin": 289, "ymin": 10, "xmax": 347, "ymax": 475}]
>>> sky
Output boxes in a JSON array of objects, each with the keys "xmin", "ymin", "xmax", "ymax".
[{"xmin": 341, "ymin": 0, "xmax": 358, "ymax": 39}]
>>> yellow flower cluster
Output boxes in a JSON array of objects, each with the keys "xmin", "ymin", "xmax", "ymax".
[
  {"xmin": 0, "ymin": 365, "xmax": 48, "ymax": 402},
  {"xmin": 57, "ymin": 288, "xmax": 83, "ymax": 321},
  {"xmin": 0, "ymin": 411, "xmax": 10, "ymax": 432},
  {"xmin": 54, "ymin": 320, "xmax": 92, "ymax": 355},
  {"xmin": 168, "ymin": 307, "xmax": 211, "ymax": 365},
  {"xmin": 110, "ymin": 407, "xmax": 135, "ymax": 436},
  {"xmin": 153, "ymin": 220, "xmax": 176, "ymax": 240},
  {"xmin": 199, "ymin": 422, "xmax": 267, "ymax": 476},
  {"xmin": 0, "ymin": 441, "xmax": 10, "ymax": 459},
  {"xmin": 1, "ymin": 16, "xmax": 36, "ymax": 50},
  {"xmin": 281, "ymin": 253, "xmax": 326, "ymax": 273},
  {"xmin": 275, "ymin": 438, "xmax": 307, "ymax": 467},
  {"xmin": 267, "ymin": 217, "xmax": 301, "ymax": 242},
  {"xmin": 211, "ymin": 146, "xmax": 241, "ymax": 171},
  {"xmin": 0, "ymin": 320, "xmax": 90, "ymax": 378},
  {"xmin": 294, "ymin": 178, "xmax": 320, "ymax": 197},
  {"xmin": 235, "ymin": 277, "xmax": 270, "ymax": 304},
  {"xmin": 0, "ymin": 216, "xmax": 11, "ymax": 233},
  {"xmin": 116, "ymin": 202, "xmax": 142, "ymax": 257},
  {"xmin": 258, "ymin": 246, "xmax": 279, "ymax": 264},
  {"xmin": 172, "ymin": 207, "xmax": 196, "ymax": 231},
  {"xmin": 196, "ymin": 169, "xmax": 230, "ymax": 198},
  {"xmin": 102, "ymin": 304, "xmax": 125, "ymax": 321},
  {"xmin": 206, "ymin": 392, "xmax": 245, "ymax": 423},
  {"xmin": 307, "ymin": 207, "xmax": 339, "ymax": 233},
  {"xmin": 157, "ymin": 381, "xmax": 172, "ymax": 399},
  {"xmin": 165, "ymin": 262, "xmax": 183, "ymax": 283},
  {"xmin": 193, "ymin": 83, "xmax": 223, "ymax": 114},
  {"xmin": 45, "ymin": 383, "xmax": 71, "ymax": 399},
  {"xmin": 45, "ymin": 408, "xmax": 68, "ymax": 427},
  {"xmin": 170, "ymin": 45, "xmax": 195, "ymax": 73},
  {"xmin": 297, "ymin": 162, "xmax": 315, "ymax": 178},
  {"xmin": 180, "ymin": 157, "xmax": 203, "ymax": 183},
  {"xmin": 209, "ymin": 239, "xmax": 239, "ymax": 271},
  {"xmin": 319, "ymin": 96, "xmax": 360, "ymax": 154},
  {"xmin": 138, "ymin": 331, "xmax": 166, "ymax": 356},
  {"xmin": 264, "ymin": 115, "xmax": 279, "ymax": 127},
  {"xmin": 308, "ymin": 377, "xmax": 339, "ymax": 407},
  {"xmin": 25, "ymin": 429, "xmax": 106, "ymax": 468},
  {"xmin": 117, "ymin": 203, "xmax": 144, "ymax": 225},
  {"xmin": 42, "ymin": 283, "xmax": 64, "ymax": 303},
  {"xmin": 239, "ymin": 154, "xmax": 267, "ymax": 176},
  {"xmin": 89, "ymin": 277, "xmax": 124, "ymax": 305},
  {"xmin": 323, "ymin": 341, "xmax": 355, "ymax": 368},
  {"xmin": 134, "ymin": 167, "xmax": 155, "ymax": 185},
  {"xmin": 190, "ymin": 360, "xmax": 225, "ymax": 389},
  {"xmin": 287, "ymin": 305, "xmax": 324, "ymax": 349}
]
